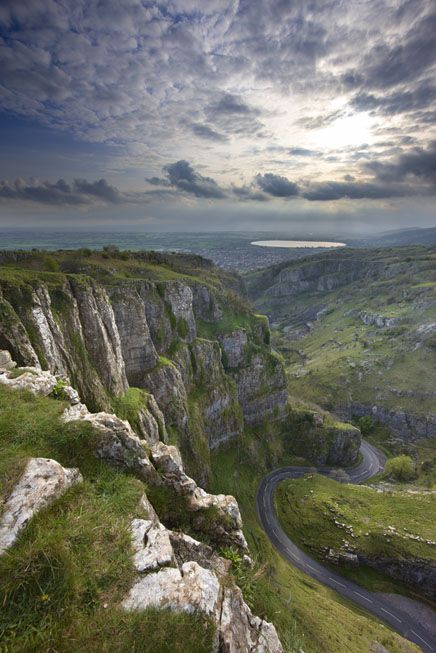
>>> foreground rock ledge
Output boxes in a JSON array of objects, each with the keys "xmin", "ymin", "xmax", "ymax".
[{"xmin": 0, "ymin": 457, "xmax": 82, "ymax": 555}]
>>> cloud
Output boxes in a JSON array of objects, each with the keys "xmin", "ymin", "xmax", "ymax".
[
  {"xmin": 255, "ymin": 173, "xmax": 299, "ymax": 197},
  {"xmin": 205, "ymin": 93, "xmax": 267, "ymax": 137},
  {"xmin": 351, "ymin": 83, "xmax": 436, "ymax": 116},
  {"xmin": 189, "ymin": 122, "xmax": 228, "ymax": 142},
  {"xmin": 0, "ymin": 177, "xmax": 123, "ymax": 205},
  {"xmin": 303, "ymin": 181, "xmax": 409, "ymax": 201},
  {"xmin": 288, "ymin": 147, "xmax": 318, "ymax": 157},
  {"xmin": 163, "ymin": 160, "xmax": 227, "ymax": 198},
  {"xmin": 366, "ymin": 141, "xmax": 436, "ymax": 185}
]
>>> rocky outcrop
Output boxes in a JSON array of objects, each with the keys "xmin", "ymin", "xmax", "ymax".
[
  {"xmin": 286, "ymin": 410, "xmax": 361, "ymax": 466},
  {"xmin": 0, "ymin": 457, "xmax": 82, "ymax": 555},
  {"xmin": 0, "ymin": 267, "xmax": 293, "ymax": 476},
  {"xmin": 219, "ymin": 329, "xmax": 288, "ymax": 427},
  {"xmin": 1, "ymin": 353, "xmax": 248, "ymax": 553},
  {"xmin": 341, "ymin": 402, "xmax": 436, "ymax": 441},
  {"xmin": 0, "ymin": 352, "xmax": 283, "ymax": 652},
  {"xmin": 122, "ymin": 498, "xmax": 282, "ymax": 653},
  {"xmin": 360, "ymin": 555, "xmax": 436, "ymax": 601},
  {"xmin": 150, "ymin": 442, "xmax": 248, "ymax": 552}
]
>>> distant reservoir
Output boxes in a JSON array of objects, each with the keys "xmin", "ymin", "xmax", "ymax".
[{"xmin": 250, "ymin": 240, "xmax": 346, "ymax": 248}]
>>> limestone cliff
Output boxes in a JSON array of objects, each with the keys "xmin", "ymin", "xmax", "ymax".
[
  {"xmin": 0, "ymin": 350, "xmax": 283, "ymax": 652},
  {"xmin": 0, "ymin": 251, "xmax": 289, "ymax": 484}
]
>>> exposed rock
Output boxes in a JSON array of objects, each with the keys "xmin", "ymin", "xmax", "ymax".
[
  {"xmin": 192, "ymin": 284, "xmax": 223, "ymax": 323},
  {"xmin": 233, "ymin": 351, "xmax": 288, "ymax": 426},
  {"xmin": 0, "ymin": 349, "xmax": 16, "ymax": 371},
  {"xmin": 122, "ymin": 561, "xmax": 220, "ymax": 615},
  {"xmin": 359, "ymin": 312, "xmax": 400, "ymax": 328},
  {"xmin": 108, "ymin": 285, "xmax": 158, "ymax": 385},
  {"xmin": 150, "ymin": 442, "xmax": 248, "ymax": 552},
  {"xmin": 143, "ymin": 360, "xmax": 189, "ymax": 431},
  {"xmin": 190, "ymin": 339, "xmax": 243, "ymax": 448},
  {"xmin": 137, "ymin": 393, "xmax": 168, "ymax": 444},
  {"xmin": 359, "ymin": 554, "xmax": 436, "ymax": 601},
  {"xmin": 220, "ymin": 584, "xmax": 283, "ymax": 653},
  {"xmin": 0, "ymin": 295, "xmax": 41, "ymax": 368},
  {"xmin": 341, "ymin": 402, "xmax": 436, "ymax": 441},
  {"xmin": 71, "ymin": 279, "xmax": 128, "ymax": 396},
  {"xmin": 62, "ymin": 403, "xmax": 158, "ymax": 483},
  {"xmin": 164, "ymin": 281, "xmax": 197, "ymax": 343},
  {"xmin": 0, "ymin": 366, "xmax": 57, "ymax": 396},
  {"xmin": 0, "ymin": 457, "xmax": 82, "ymax": 555},
  {"xmin": 30, "ymin": 285, "xmax": 71, "ymax": 377},
  {"xmin": 123, "ymin": 505, "xmax": 282, "ymax": 653},
  {"xmin": 218, "ymin": 330, "xmax": 248, "ymax": 368},
  {"xmin": 131, "ymin": 518, "xmax": 176, "ymax": 572}
]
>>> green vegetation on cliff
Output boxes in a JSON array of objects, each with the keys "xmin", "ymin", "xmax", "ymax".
[
  {"xmin": 0, "ymin": 385, "xmax": 215, "ymax": 652},
  {"xmin": 247, "ymin": 246, "xmax": 436, "ymax": 438}
]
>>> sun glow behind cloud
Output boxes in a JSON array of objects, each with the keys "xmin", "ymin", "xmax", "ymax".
[{"xmin": 313, "ymin": 112, "xmax": 375, "ymax": 149}]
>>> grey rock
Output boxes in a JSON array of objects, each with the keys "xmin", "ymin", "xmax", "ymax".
[{"xmin": 0, "ymin": 457, "xmax": 82, "ymax": 555}]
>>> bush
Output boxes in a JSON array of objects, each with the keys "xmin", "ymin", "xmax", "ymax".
[
  {"xmin": 43, "ymin": 255, "xmax": 60, "ymax": 272},
  {"xmin": 384, "ymin": 455, "xmax": 416, "ymax": 482},
  {"xmin": 357, "ymin": 415, "xmax": 374, "ymax": 435}
]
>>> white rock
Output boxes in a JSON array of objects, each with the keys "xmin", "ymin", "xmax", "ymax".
[
  {"xmin": 0, "ymin": 457, "xmax": 82, "ymax": 555},
  {"xmin": 122, "ymin": 561, "xmax": 220, "ymax": 616},
  {"xmin": 0, "ymin": 350, "xmax": 16, "ymax": 371},
  {"xmin": 0, "ymin": 367, "xmax": 57, "ymax": 395},
  {"xmin": 131, "ymin": 518, "xmax": 176, "ymax": 572},
  {"xmin": 62, "ymin": 403, "xmax": 157, "ymax": 482}
]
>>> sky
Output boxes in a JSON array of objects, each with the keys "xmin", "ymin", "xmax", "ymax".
[{"xmin": 0, "ymin": 0, "xmax": 435, "ymax": 233}]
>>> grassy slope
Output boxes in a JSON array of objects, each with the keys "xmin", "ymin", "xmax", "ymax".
[
  {"xmin": 210, "ymin": 428, "xmax": 418, "ymax": 653},
  {"xmin": 249, "ymin": 246, "xmax": 436, "ymax": 417},
  {"xmin": 275, "ymin": 475, "xmax": 436, "ymax": 592},
  {"xmin": 0, "ymin": 385, "xmax": 215, "ymax": 653}
]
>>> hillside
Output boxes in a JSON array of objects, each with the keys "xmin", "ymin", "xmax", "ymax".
[
  {"xmin": 4, "ymin": 249, "xmax": 411, "ymax": 652},
  {"xmin": 246, "ymin": 246, "xmax": 436, "ymax": 443}
]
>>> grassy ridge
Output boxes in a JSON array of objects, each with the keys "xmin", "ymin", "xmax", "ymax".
[
  {"xmin": 0, "ymin": 385, "xmax": 215, "ymax": 652},
  {"xmin": 275, "ymin": 474, "xmax": 436, "ymax": 597}
]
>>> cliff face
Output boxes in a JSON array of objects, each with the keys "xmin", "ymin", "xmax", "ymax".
[
  {"xmin": 247, "ymin": 246, "xmax": 436, "ymax": 442},
  {"xmin": 0, "ymin": 258, "xmax": 288, "ymax": 484}
]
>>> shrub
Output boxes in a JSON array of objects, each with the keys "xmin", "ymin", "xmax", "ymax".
[
  {"xmin": 357, "ymin": 415, "xmax": 374, "ymax": 435},
  {"xmin": 43, "ymin": 255, "xmax": 60, "ymax": 272},
  {"xmin": 384, "ymin": 455, "xmax": 416, "ymax": 482}
]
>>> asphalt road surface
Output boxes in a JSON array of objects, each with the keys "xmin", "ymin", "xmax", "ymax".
[{"xmin": 257, "ymin": 440, "xmax": 436, "ymax": 652}]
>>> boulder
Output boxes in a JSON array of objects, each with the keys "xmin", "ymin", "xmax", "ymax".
[
  {"xmin": 131, "ymin": 518, "xmax": 176, "ymax": 572},
  {"xmin": 0, "ymin": 457, "xmax": 82, "ymax": 555}
]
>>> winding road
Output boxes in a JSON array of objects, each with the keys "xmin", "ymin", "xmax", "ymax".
[{"xmin": 257, "ymin": 440, "xmax": 436, "ymax": 652}]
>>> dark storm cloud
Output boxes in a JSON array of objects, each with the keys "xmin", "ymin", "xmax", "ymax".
[
  {"xmin": 255, "ymin": 173, "xmax": 299, "ymax": 198},
  {"xmin": 163, "ymin": 160, "xmax": 227, "ymax": 199},
  {"xmin": 366, "ymin": 142, "xmax": 436, "ymax": 185},
  {"xmin": 189, "ymin": 123, "xmax": 228, "ymax": 142},
  {"xmin": 0, "ymin": 178, "xmax": 123, "ymax": 205}
]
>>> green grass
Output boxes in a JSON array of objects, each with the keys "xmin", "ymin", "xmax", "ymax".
[
  {"xmin": 250, "ymin": 246, "xmax": 436, "ymax": 418},
  {"xmin": 275, "ymin": 474, "xmax": 436, "ymax": 597},
  {"xmin": 0, "ymin": 385, "xmax": 215, "ymax": 652},
  {"xmin": 210, "ymin": 426, "xmax": 418, "ymax": 653},
  {"xmin": 110, "ymin": 387, "xmax": 151, "ymax": 433}
]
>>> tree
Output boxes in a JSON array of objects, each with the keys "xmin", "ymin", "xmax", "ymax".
[
  {"xmin": 357, "ymin": 415, "xmax": 373, "ymax": 435},
  {"xmin": 384, "ymin": 455, "xmax": 416, "ymax": 482}
]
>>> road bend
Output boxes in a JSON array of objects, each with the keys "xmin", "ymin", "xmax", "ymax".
[{"xmin": 257, "ymin": 440, "xmax": 436, "ymax": 652}]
